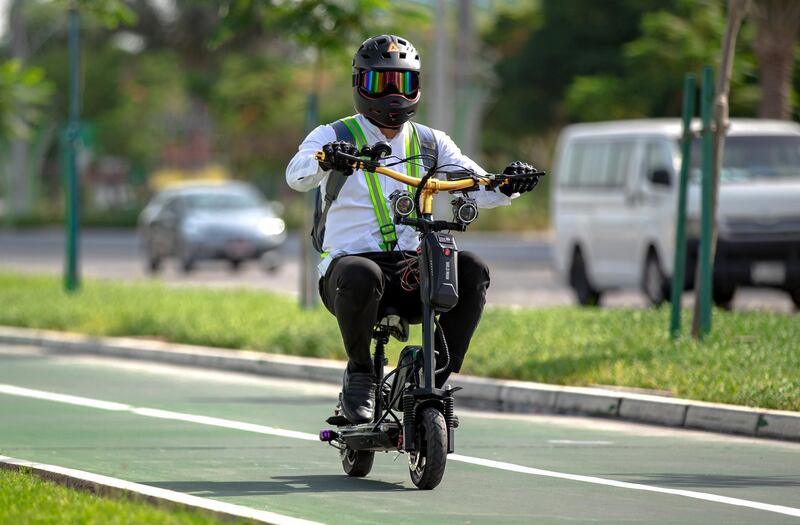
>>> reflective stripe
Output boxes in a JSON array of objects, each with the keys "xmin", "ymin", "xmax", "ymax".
[
  {"xmin": 342, "ymin": 117, "xmax": 397, "ymax": 251},
  {"xmin": 405, "ymin": 125, "xmax": 420, "ymax": 218}
]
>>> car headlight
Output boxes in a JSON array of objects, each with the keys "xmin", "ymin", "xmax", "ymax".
[{"xmin": 259, "ymin": 217, "xmax": 285, "ymax": 236}]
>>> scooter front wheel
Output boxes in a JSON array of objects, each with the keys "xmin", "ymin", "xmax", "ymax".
[
  {"xmin": 409, "ymin": 407, "xmax": 448, "ymax": 489},
  {"xmin": 341, "ymin": 447, "xmax": 374, "ymax": 477}
]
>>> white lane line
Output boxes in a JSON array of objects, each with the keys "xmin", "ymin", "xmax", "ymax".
[
  {"xmin": 3, "ymin": 383, "xmax": 800, "ymax": 519},
  {"xmin": 0, "ymin": 383, "xmax": 317, "ymax": 442},
  {"xmin": 547, "ymin": 440, "xmax": 614, "ymax": 445},
  {"xmin": 0, "ymin": 455, "xmax": 324, "ymax": 525},
  {"xmin": 449, "ymin": 455, "xmax": 800, "ymax": 518},
  {"xmin": 0, "ymin": 384, "xmax": 131, "ymax": 411},
  {"xmin": 131, "ymin": 408, "xmax": 319, "ymax": 442}
]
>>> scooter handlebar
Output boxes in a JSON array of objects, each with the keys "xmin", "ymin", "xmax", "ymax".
[{"xmin": 313, "ymin": 150, "xmax": 501, "ymax": 193}]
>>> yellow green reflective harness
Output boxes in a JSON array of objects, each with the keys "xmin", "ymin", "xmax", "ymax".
[{"xmin": 318, "ymin": 117, "xmax": 437, "ymax": 260}]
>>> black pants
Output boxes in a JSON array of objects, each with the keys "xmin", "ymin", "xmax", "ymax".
[{"xmin": 319, "ymin": 251, "xmax": 490, "ymax": 387}]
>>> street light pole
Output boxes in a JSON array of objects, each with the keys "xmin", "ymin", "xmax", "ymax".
[{"xmin": 65, "ymin": 5, "xmax": 81, "ymax": 292}]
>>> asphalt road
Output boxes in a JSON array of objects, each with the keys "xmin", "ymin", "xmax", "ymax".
[
  {"xmin": 1, "ymin": 343, "xmax": 799, "ymax": 524},
  {"xmin": 0, "ymin": 228, "xmax": 795, "ymax": 311}
]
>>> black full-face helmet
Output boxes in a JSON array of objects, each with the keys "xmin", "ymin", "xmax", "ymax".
[{"xmin": 352, "ymin": 34, "xmax": 421, "ymax": 129}]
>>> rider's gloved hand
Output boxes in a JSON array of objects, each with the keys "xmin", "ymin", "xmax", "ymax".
[
  {"xmin": 319, "ymin": 141, "xmax": 360, "ymax": 175},
  {"xmin": 500, "ymin": 161, "xmax": 542, "ymax": 197}
]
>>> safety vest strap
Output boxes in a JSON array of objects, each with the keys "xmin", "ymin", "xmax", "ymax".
[
  {"xmin": 341, "ymin": 116, "xmax": 398, "ymax": 251},
  {"xmin": 320, "ymin": 117, "xmax": 438, "ymax": 257}
]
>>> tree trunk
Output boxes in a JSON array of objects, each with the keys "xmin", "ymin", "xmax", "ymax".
[
  {"xmin": 691, "ymin": 0, "xmax": 750, "ymax": 338},
  {"xmin": 754, "ymin": 0, "xmax": 800, "ymax": 119}
]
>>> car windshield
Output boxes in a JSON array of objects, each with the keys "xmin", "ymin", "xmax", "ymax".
[
  {"xmin": 684, "ymin": 135, "xmax": 800, "ymax": 183},
  {"xmin": 183, "ymin": 190, "xmax": 262, "ymax": 210}
]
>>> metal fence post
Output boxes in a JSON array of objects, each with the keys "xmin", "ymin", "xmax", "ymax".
[
  {"xmin": 670, "ymin": 73, "xmax": 696, "ymax": 337},
  {"xmin": 695, "ymin": 65, "xmax": 715, "ymax": 338},
  {"xmin": 65, "ymin": 6, "xmax": 80, "ymax": 293}
]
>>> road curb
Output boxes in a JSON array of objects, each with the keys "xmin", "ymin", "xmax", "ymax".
[
  {"xmin": 0, "ymin": 456, "xmax": 323, "ymax": 525},
  {"xmin": 1, "ymin": 326, "xmax": 798, "ymax": 442}
]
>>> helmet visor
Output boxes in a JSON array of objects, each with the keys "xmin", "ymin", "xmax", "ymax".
[{"xmin": 359, "ymin": 70, "xmax": 419, "ymax": 96}]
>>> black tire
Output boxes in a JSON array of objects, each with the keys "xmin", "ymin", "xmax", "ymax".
[
  {"xmin": 341, "ymin": 447, "xmax": 374, "ymax": 477},
  {"xmin": 570, "ymin": 250, "xmax": 602, "ymax": 307},
  {"xmin": 790, "ymin": 289, "xmax": 800, "ymax": 311},
  {"xmin": 178, "ymin": 244, "xmax": 195, "ymax": 274},
  {"xmin": 713, "ymin": 283, "xmax": 736, "ymax": 310},
  {"xmin": 642, "ymin": 251, "xmax": 669, "ymax": 307},
  {"xmin": 409, "ymin": 407, "xmax": 448, "ymax": 490},
  {"xmin": 261, "ymin": 252, "xmax": 282, "ymax": 274},
  {"xmin": 146, "ymin": 254, "xmax": 162, "ymax": 275},
  {"xmin": 180, "ymin": 258, "xmax": 195, "ymax": 274}
]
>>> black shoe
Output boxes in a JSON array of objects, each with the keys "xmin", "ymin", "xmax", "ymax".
[{"xmin": 341, "ymin": 369, "xmax": 376, "ymax": 425}]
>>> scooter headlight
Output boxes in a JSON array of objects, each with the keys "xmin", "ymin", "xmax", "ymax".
[
  {"xmin": 452, "ymin": 196, "xmax": 478, "ymax": 225},
  {"xmin": 389, "ymin": 190, "xmax": 415, "ymax": 218}
]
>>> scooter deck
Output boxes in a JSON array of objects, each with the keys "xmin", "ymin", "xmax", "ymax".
[{"xmin": 321, "ymin": 421, "xmax": 401, "ymax": 452}]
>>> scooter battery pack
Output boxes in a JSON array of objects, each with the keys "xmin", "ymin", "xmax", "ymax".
[
  {"xmin": 419, "ymin": 232, "xmax": 459, "ymax": 312},
  {"xmin": 389, "ymin": 345, "xmax": 422, "ymax": 411}
]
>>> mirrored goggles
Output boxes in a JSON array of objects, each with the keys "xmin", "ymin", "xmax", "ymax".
[{"xmin": 358, "ymin": 70, "xmax": 419, "ymax": 96}]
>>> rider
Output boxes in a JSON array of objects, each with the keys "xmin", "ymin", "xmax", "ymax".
[{"xmin": 286, "ymin": 34, "xmax": 539, "ymax": 425}]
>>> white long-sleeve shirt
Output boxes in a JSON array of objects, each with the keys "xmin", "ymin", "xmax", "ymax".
[{"xmin": 286, "ymin": 114, "xmax": 513, "ymax": 275}]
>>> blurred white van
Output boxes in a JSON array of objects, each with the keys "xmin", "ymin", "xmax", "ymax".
[{"xmin": 551, "ymin": 119, "xmax": 800, "ymax": 309}]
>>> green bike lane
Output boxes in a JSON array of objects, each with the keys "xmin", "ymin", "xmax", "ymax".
[{"xmin": 1, "ymin": 345, "xmax": 799, "ymax": 524}]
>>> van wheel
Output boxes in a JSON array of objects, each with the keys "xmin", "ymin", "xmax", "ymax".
[
  {"xmin": 570, "ymin": 250, "xmax": 602, "ymax": 307},
  {"xmin": 643, "ymin": 251, "xmax": 669, "ymax": 307},
  {"xmin": 713, "ymin": 283, "xmax": 736, "ymax": 310},
  {"xmin": 790, "ymin": 289, "xmax": 800, "ymax": 311},
  {"xmin": 147, "ymin": 255, "xmax": 162, "ymax": 275}
]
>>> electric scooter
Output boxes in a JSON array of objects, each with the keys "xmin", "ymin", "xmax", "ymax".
[{"xmin": 316, "ymin": 143, "xmax": 543, "ymax": 490}]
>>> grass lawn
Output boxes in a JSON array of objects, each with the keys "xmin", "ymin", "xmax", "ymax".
[
  {"xmin": 1, "ymin": 272, "xmax": 798, "ymax": 411},
  {"xmin": 0, "ymin": 467, "xmax": 251, "ymax": 525}
]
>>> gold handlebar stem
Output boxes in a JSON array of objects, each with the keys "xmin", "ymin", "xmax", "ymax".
[{"xmin": 314, "ymin": 151, "xmax": 496, "ymax": 215}]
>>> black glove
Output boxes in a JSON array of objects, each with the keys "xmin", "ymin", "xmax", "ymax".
[
  {"xmin": 500, "ymin": 161, "xmax": 542, "ymax": 197},
  {"xmin": 319, "ymin": 141, "xmax": 360, "ymax": 175}
]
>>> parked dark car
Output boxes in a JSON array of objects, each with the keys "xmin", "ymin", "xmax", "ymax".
[{"xmin": 138, "ymin": 181, "xmax": 286, "ymax": 273}]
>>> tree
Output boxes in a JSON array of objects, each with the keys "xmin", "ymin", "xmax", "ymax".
[
  {"xmin": 565, "ymin": 0, "xmax": 759, "ymax": 124},
  {"xmin": 753, "ymin": 0, "xmax": 800, "ymax": 119},
  {"xmin": 0, "ymin": 60, "xmax": 53, "ymax": 141}
]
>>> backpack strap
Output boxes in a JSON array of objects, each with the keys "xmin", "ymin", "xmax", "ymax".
[
  {"xmin": 340, "ymin": 117, "xmax": 397, "ymax": 251},
  {"xmin": 410, "ymin": 122, "xmax": 439, "ymax": 174}
]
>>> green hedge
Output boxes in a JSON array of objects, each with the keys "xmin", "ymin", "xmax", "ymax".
[{"xmin": 1, "ymin": 272, "xmax": 797, "ymax": 411}]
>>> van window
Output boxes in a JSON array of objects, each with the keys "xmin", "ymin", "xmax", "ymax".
[
  {"xmin": 605, "ymin": 141, "xmax": 635, "ymax": 187},
  {"xmin": 581, "ymin": 142, "xmax": 607, "ymax": 187},
  {"xmin": 685, "ymin": 135, "xmax": 800, "ymax": 182},
  {"xmin": 643, "ymin": 140, "xmax": 672, "ymax": 180},
  {"xmin": 562, "ymin": 140, "xmax": 633, "ymax": 188},
  {"xmin": 559, "ymin": 143, "xmax": 582, "ymax": 187},
  {"xmin": 562, "ymin": 142, "xmax": 609, "ymax": 188}
]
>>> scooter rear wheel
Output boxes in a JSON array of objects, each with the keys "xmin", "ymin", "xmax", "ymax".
[
  {"xmin": 341, "ymin": 447, "xmax": 374, "ymax": 477},
  {"xmin": 409, "ymin": 407, "xmax": 448, "ymax": 490}
]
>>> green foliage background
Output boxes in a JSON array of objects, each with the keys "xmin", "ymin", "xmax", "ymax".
[{"xmin": 2, "ymin": 0, "xmax": 799, "ymax": 228}]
